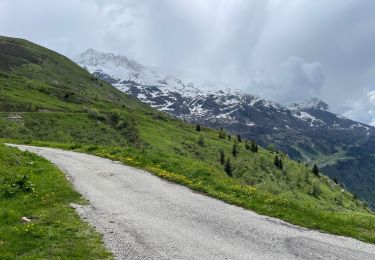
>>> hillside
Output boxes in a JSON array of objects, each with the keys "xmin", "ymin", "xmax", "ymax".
[
  {"xmin": 76, "ymin": 49, "xmax": 375, "ymax": 209},
  {"xmin": 0, "ymin": 143, "xmax": 111, "ymax": 258},
  {"xmin": 1, "ymin": 36, "xmax": 375, "ymax": 245}
]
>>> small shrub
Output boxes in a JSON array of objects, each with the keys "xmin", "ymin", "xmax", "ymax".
[
  {"xmin": 86, "ymin": 145, "xmax": 98, "ymax": 151},
  {"xmin": 310, "ymin": 181, "xmax": 321, "ymax": 197},
  {"xmin": 87, "ymin": 108, "xmax": 105, "ymax": 121},
  {"xmin": 108, "ymin": 111, "xmax": 121, "ymax": 125},
  {"xmin": 218, "ymin": 128, "xmax": 226, "ymax": 139},
  {"xmin": 152, "ymin": 112, "xmax": 168, "ymax": 121},
  {"xmin": 14, "ymin": 175, "xmax": 34, "ymax": 193},
  {"xmin": 335, "ymin": 193, "xmax": 344, "ymax": 206},
  {"xmin": 197, "ymin": 135, "xmax": 205, "ymax": 147},
  {"xmin": 68, "ymin": 144, "xmax": 82, "ymax": 150},
  {"xmin": 0, "ymin": 175, "xmax": 34, "ymax": 198}
]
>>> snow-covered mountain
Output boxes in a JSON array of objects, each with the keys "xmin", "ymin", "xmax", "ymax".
[
  {"xmin": 77, "ymin": 49, "xmax": 227, "ymax": 98},
  {"xmin": 76, "ymin": 49, "xmax": 374, "ymax": 160}
]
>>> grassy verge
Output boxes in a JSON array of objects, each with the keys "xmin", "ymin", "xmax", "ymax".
[
  {"xmin": 7, "ymin": 138, "xmax": 375, "ymax": 245},
  {"xmin": 0, "ymin": 143, "xmax": 112, "ymax": 259}
]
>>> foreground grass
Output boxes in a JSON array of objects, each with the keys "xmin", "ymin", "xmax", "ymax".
[
  {"xmin": 9, "ymin": 138, "xmax": 375, "ymax": 245},
  {"xmin": 0, "ymin": 144, "xmax": 112, "ymax": 259}
]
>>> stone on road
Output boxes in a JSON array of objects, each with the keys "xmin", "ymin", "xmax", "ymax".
[{"xmin": 10, "ymin": 144, "xmax": 375, "ymax": 260}]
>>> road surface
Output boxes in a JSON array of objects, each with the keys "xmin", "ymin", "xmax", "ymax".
[{"xmin": 9, "ymin": 144, "xmax": 375, "ymax": 260}]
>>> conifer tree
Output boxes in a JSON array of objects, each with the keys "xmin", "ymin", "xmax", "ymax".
[
  {"xmin": 245, "ymin": 140, "xmax": 250, "ymax": 150},
  {"xmin": 274, "ymin": 155, "xmax": 282, "ymax": 169},
  {"xmin": 250, "ymin": 140, "xmax": 258, "ymax": 152},
  {"xmin": 220, "ymin": 150, "xmax": 225, "ymax": 165},
  {"xmin": 312, "ymin": 164, "xmax": 319, "ymax": 176},
  {"xmin": 232, "ymin": 144, "xmax": 238, "ymax": 157},
  {"xmin": 224, "ymin": 158, "xmax": 233, "ymax": 177},
  {"xmin": 228, "ymin": 134, "xmax": 231, "ymax": 140},
  {"xmin": 237, "ymin": 134, "xmax": 242, "ymax": 142},
  {"xmin": 196, "ymin": 123, "xmax": 201, "ymax": 131}
]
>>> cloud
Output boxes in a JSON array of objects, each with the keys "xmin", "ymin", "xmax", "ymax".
[
  {"xmin": 1, "ymin": 0, "xmax": 375, "ymax": 124},
  {"xmin": 340, "ymin": 90, "xmax": 375, "ymax": 126},
  {"xmin": 247, "ymin": 57, "xmax": 325, "ymax": 103},
  {"xmin": 275, "ymin": 57, "xmax": 325, "ymax": 103}
]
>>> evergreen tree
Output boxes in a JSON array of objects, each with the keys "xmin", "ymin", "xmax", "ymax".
[
  {"xmin": 312, "ymin": 164, "xmax": 319, "ymax": 176},
  {"xmin": 245, "ymin": 140, "xmax": 250, "ymax": 150},
  {"xmin": 250, "ymin": 140, "xmax": 258, "ymax": 152},
  {"xmin": 228, "ymin": 134, "xmax": 231, "ymax": 140},
  {"xmin": 232, "ymin": 144, "xmax": 238, "ymax": 157},
  {"xmin": 196, "ymin": 123, "xmax": 201, "ymax": 131},
  {"xmin": 274, "ymin": 155, "xmax": 279, "ymax": 168},
  {"xmin": 274, "ymin": 155, "xmax": 282, "ymax": 169},
  {"xmin": 220, "ymin": 150, "xmax": 225, "ymax": 165},
  {"xmin": 237, "ymin": 134, "xmax": 242, "ymax": 142},
  {"xmin": 224, "ymin": 158, "xmax": 233, "ymax": 177}
]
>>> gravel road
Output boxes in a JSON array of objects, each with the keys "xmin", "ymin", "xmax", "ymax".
[{"xmin": 10, "ymin": 144, "xmax": 375, "ymax": 260}]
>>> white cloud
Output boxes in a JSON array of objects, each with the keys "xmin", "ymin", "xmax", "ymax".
[
  {"xmin": 340, "ymin": 90, "xmax": 375, "ymax": 126},
  {"xmin": 364, "ymin": 91, "xmax": 375, "ymax": 126}
]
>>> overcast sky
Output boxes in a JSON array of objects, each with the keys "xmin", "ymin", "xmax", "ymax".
[{"xmin": 1, "ymin": 0, "xmax": 375, "ymax": 124}]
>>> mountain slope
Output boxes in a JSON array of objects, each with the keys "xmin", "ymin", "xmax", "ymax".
[
  {"xmin": 76, "ymin": 49, "xmax": 375, "ymax": 208},
  {"xmin": 1, "ymin": 36, "xmax": 375, "ymax": 245},
  {"xmin": 0, "ymin": 38, "xmax": 144, "ymax": 113}
]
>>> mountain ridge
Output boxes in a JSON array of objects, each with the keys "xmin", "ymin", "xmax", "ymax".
[
  {"xmin": 77, "ymin": 49, "xmax": 369, "ymax": 129},
  {"xmin": 76, "ymin": 48, "xmax": 375, "ymax": 208}
]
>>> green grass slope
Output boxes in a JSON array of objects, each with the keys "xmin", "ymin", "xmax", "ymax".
[
  {"xmin": 0, "ymin": 143, "xmax": 112, "ymax": 259},
  {"xmin": 1, "ymin": 35, "xmax": 375, "ymax": 244}
]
